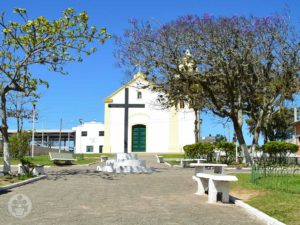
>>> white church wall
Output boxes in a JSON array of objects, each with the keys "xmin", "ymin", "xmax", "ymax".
[
  {"xmin": 104, "ymin": 75, "xmax": 196, "ymax": 154},
  {"xmin": 178, "ymin": 109, "xmax": 196, "ymax": 151},
  {"xmin": 73, "ymin": 121, "xmax": 104, "ymax": 154}
]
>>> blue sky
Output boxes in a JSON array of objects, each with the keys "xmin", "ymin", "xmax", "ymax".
[{"xmin": 0, "ymin": 0, "xmax": 299, "ymax": 144}]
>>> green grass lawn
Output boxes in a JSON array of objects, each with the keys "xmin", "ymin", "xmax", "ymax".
[
  {"xmin": 157, "ymin": 153, "xmax": 184, "ymax": 159},
  {"xmin": 0, "ymin": 174, "xmax": 33, "ymax": 187},
  {"xmin": 231, "ymin": 173, "xmax": 300, "ymax": 225},
  {"xmin": 164, "ymin": 160, "xmax": 180, "ymax": 166},
  {"xmin": 0, "ymin": 154, "xmax": 105, "ymax": 166},
  {"xmin": 73, "ymin": 153, "xmax": 114, "ymax": 158}
]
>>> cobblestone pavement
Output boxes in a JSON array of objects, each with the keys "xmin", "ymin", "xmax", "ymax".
[{"xmin": 0, "ymin": 156, "xmax": 264, "ymax": 225}]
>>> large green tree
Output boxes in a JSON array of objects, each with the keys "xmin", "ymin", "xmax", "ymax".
[
  {"xmin": 246, "ymin": 107, "xmax": 295, "ymax": 143},
  {"xmin": 0, "ymin": 8, "xmax": 110, "ymax": 173}
]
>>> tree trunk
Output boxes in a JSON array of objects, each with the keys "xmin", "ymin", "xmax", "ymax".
[
  {"xmin": 193, "ymin": 109, "xmax": 199, "ymax": 143},
  {"xmin": 251, "ymin": 127, "xmax": 259, "ymax": 154},
  {"xmin": 1, "ymin": 92, "xmax": 11, "ymax": 174},
  {"xmin": 232, "ymin": 106, "xmax": 253, "ymax": 164},
  {"xmin": 233, "ymin": 120, "xmax": 253, "ymax": 164}
]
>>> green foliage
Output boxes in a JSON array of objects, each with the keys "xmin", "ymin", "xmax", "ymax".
[
  {"xmin": 183, "ymin": 142, "xmax": 215, "ymax": 161},
  {"xmin": 246, "ymin": 107, "xmax": 295, "ymax": 142},
  {"xmin": 0, "ymin": 7, "xmax": 110, "ymax": 95},
  {"xmin": 0, "ymin": 8, "xmax": 110, "ymax": 173},
  {"xmin": 262, "ymin": 141, "xmax": 298, "ymax": 163},
  {"xmin": 215, "ymin": 134, "xmax": 227, "ymax": 142},
  {"xmin": 8, "ymin": 132, "xmax": 31, "ymax": 159},
  {"xmin": 215, "ymin": 141, "xmax": 235, "ymax": 164},
  {"xmin": 184, "ymin": 141, "xmax": 237, "ymax": 163}
]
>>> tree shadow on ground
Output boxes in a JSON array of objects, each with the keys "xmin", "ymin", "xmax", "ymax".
[
  {"xmin": 46, "ymin": 169, "xmax": 123, "ymax": 181},
  {"xmin": 0, "ymin": 189, "xmax": 12, "ymax": 195},
  {"xmin": 46, "ymin": 166, "xmax": 162, "ymax": 181}
]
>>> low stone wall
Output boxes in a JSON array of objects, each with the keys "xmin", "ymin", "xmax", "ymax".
[
  {"xmin": 29, "ymin": 146, "xmax": 69, "ymax": 156},
  {"xmin": 0, "ymin": 146, "xmax": 69, "ymax": 157}
]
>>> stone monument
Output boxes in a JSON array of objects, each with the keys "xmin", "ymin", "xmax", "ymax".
[{"xmin": 96, "ymin": 153, "xmax": 153, "ymax": 173}]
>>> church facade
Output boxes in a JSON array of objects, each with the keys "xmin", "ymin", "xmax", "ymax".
[{"xmin": 103, "ymin": 72, "xmax": 196, "ymax": 154}]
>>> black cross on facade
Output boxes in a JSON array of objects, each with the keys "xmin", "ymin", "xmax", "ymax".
[{"xmin": 108, "ymin": 88, "xmax": 145, "ymax": 153}]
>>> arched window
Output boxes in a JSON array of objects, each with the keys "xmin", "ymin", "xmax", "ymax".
[{"xmin": 137, "ymin": 91, "xmax": 142, "ymax": 99}]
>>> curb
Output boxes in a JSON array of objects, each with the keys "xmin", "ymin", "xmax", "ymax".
[
  {"xmin": 164, "ymin": 162, "xmax": 172, "ymax": 167},
  {"xmin": 226, "ymin": 167, "xmax": 251, "ymax": 171},
  {"xmin": 0, "ymin": 175, "xmax": 47, "ymax": 192},
  {"xmin": 230, "ymin": 196, "xmax": 285, "ymax": 225}
]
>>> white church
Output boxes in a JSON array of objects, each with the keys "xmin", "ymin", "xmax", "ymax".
[
  {"xmin": 73, "ymin": 51, "xmax": 198, "ymax": 154},
  {"xmin": 101, "ymin": 72, "xmax": 196, "ymax": 154}
]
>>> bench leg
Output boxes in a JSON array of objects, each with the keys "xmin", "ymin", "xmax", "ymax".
[
  {"xmin": 208, "ymin": 180, "xmax": 230, "ymax": 203},
  {"xmin": 219, "ymin": 181, "xmax": 229, "ymax": 203},
  {"xmin": 208, "ymin": 179, "xmax": 218, "ymax": 203},
  {"xmin": 192, "ymin": 176, "xmax": 207, "ymax": 195},
  {"xmin": 180, "ymin": 160, "xmax": 184, "ymax": 168}
]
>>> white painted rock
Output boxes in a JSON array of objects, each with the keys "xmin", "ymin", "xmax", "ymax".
[{"xmin": 97, "ymin": 153, "xmax": 152, "ymax": 174}]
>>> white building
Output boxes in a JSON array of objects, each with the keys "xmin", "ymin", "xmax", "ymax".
[
  {"xmin": 73, "ymin": 121, "xmax": 105, "ymax": 154},
  {"xmin": 103, "ymin": 72, "xmax": 196, "ymax": 154}
]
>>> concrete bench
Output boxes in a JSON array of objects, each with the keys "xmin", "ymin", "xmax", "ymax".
[
  {"xmin": 155, "ymin": 155, "xmax": 164, "ymax": 163},
  {"xmin": 193, "ymin": 173, "xmax": 238, "ymax": 203},
  {"xmin": 190, "ymin": 163, "xmax": 227, "ymax": 174},
  {"xmin": 177, "ymin": 158, "xmax": 206, "ymax": 168},
  {"xmin": 49, "ymin": 152, "xmax": 75, "ymax": 165}
]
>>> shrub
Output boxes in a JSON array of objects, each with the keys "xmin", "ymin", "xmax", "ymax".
[
  {"xmin": 184, "ymin": 142, "xmax": 215, "ymax": 162},
  {"xmin": 9, "ymin": 132, "xmax": 31, "ymax": 159},
  {"xmin": 215, "ymin": 141, "xmax": 236, "ymax": 164},
  {"xmin": 20, "ymin": 157, "xmax": 35, "ymax": 176},
  {"xmin": 262, "ymin": 141, "xmax": 298, "ymax": 164}
]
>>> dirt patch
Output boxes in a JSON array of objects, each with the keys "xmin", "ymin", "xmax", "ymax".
[
  {"xmin": 230, "ymin": 189, "xmax": 265, "ymax": 201},
  {"xmin": 0, "ymin": 176, "xmax": 18, "ymax": 186},
  {"xmin": 0, "ymin": 175, "xmax": 31, "ymax": 187}
]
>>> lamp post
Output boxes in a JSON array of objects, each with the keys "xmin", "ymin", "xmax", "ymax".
[
  {"xmin": 233, "ymin": 133, "xmax": 238, "ymax": 163},
  {"xmin": 31, "ymin": 102, "xmax": 36, "ymax": 158}
]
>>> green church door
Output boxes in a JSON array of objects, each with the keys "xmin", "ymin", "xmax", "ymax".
[{"xmin": 132, "ymin": 125, "xmax": 146, "ymax": 152}]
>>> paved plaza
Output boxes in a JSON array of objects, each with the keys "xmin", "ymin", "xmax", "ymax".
[{"xmin": 0, "ymin": 157, "xmax": 263, "ymax": 225}]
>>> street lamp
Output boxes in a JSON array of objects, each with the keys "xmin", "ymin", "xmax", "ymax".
[{"xmin": 233, "ymin": 133, "xmax": 238, "ymax": 163}]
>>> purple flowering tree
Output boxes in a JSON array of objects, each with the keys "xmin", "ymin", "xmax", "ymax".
[{"xmin": 115, "ymin": 14, "xmax": 300, "ymax": 164}]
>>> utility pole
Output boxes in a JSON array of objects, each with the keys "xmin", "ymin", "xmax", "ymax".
[
  {"xmin": 31, "ymin": 103, "xmax": 36, "ymax": 158},
  {"xmin": 59, "ymin": 118, "xmax": 62, "ymax": 153},
  {"xmin": 41, "ymin": 121, "xmax": 44, "ymax": 147}
]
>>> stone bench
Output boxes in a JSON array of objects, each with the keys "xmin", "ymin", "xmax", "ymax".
[
  {"xmin": 49, "ymin": 152, "xmax": 75, "ymax": 165},
  {"xmin": 193, "ymin": 173, "xmax": 238, "ymax": 203},
  {"xmin": 176, "ymin": 158, "xmax": 206, "ymax": 168},
  {"xmin": 155, "ymin": 155, "xmax": 164, "ymax": 163},
  {"xmin": 190, "ymin": 163, "xmax": 227, "ymax": 175}
]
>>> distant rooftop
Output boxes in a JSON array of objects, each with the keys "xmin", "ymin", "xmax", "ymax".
[{"xmin": 199, "ymin": 136, "xmax": 216, "ymax": 143}]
